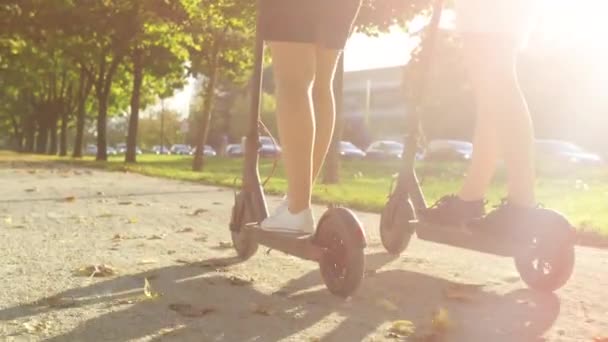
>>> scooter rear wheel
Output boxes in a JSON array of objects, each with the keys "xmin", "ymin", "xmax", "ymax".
[
  {"xmin": 380, "ymin": 196, "xmax": 416, "ymax": 255},
  {"xmin": 514, "ymin": 209, "xmax": 576, "ymax": 292},
  {"xmin": 316, "ymin": 207, "xmax": 366, "ymax": 298},
  {"xmin": 230, "ymin": 192, "xmax": 259, "ymax": 260}
]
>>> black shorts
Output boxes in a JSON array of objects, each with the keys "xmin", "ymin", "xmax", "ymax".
[{"xmin": 259, "ymin": 0, "xmax": 362, "ymax": 50}]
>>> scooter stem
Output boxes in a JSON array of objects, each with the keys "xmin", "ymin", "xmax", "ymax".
[
  {"xmin": 395, "ymin": 0, "xmax": 445, "ymax": 210},
  {"xmin": 242, "ymin": 3, "xmax": 268, "ymax": 221}
]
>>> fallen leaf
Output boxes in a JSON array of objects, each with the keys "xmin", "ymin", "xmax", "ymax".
[
  {"xmin": 212, "ymin": 202, "xmax": 222, "ymax": 205},
  {"xmin": 63, "ymin": 196, "xmax": 76, "ymax": 202},
  {"xmin": 387, "ymin": 320, "xmax": 416, "ymax": 338},
  {"xmin": 217, "ymin": 241, "xmax": 233, "ymax": 249},
  {"xmin": 167, "ymin": 250, "xmax": 176, "ymax": 255},
  {"xmin": 112, "ymin": 234, "xmax": 122, "ymax": 241},
  {"xmin": 228, "ymin": 275, "xmax": 253, "ymax": 286},
  {"xmin": 23, "ymin": 320, "xmax": 49, "ymax": 333},
  {"xmin": 376, "ymin": 298, "xmax": 399, "ymax": 312},
  {"xmin": 144, "ymin": 278, "xmax": 162, "ymax": 298},
  {"xmin": 194, "ymin": 235, "xmax": 208, "ymax": 242},
  {"xmin": 25, "ymin": 188, "xmax": 38, "ymax": 192},
  {"xmin": 27, "ymin": 170, "xmax": 37, "ymax": 174},
  {"xmin": 169, "ymin": 303, "xmax": 215, "ymax": 318},
  {"xmin": 138, "ymin": 259, "xmax": 158, "ymax": 265},
  {"xmin": 118, "ymin": 201, "xmax": 133, "ymax": 205},
  {"xmin": 128, "ymin": 217, "xmax": 138, "ymax": 224},
  {"xmin": 177, "ymin": 227, "xmax": 194, "ymax": 233},
  {"xmin": 251, "ymin": 303, "xmax": 275, "ymax": 316},
  {"xmin": 431, "ymin": 308, "xmax": 453, "ymax": 333},
  {"xmin": 97, "ymin": 191, "xmax": 105, "ymax": 196},
  {"xmin": 148, "ymin": 234, "xmax": 165, "ymax": 240},
  {"xmin": 176, "ymin": 259, "xmax": 192, "ymax": 264},
  {"xmin": 73, "ymin": 264, "xmax": 116, "ymax": 277},
  {"xmin": 191, "ymin": 208, "xmax": 208, "ymax": 216},
  {"xmin": 97, "ymin": 213, "xmax": 113, "ymax": 218},
  {"xmin": 45, "ymin": 296, "xmax": 77, "ymax": 308}
]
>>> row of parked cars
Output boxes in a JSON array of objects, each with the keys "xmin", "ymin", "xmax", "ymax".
[
  {"xmin": 359, "ymin": 138, "xmax": 604, "ymax": 165},
  {"xmin": 86, "ymin": 138, "xmax": 603, "ymax": 166}
]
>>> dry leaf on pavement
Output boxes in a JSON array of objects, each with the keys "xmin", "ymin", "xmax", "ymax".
[
  {"xmin": 169, "ymin": 303, "xmax": 215, "ymax": 318},
  {"xmin": 228, "ymin": 275, "xmax": 253, "ymax": 286},
  {"xmin": 73, "ymin": 264, "xmax": 116, "ymax": 277},
  {"xmin": 177, "ymin": 227, "xmax": 194, "ymax": 233},
  {"xmin": 387, "ymin": 320, "xmax": 416, "ymax": 338},
  {"xmin": 144, "ymin": 278, "xmax": 162, "ymax": 298},
  {"xmin": 63, "ymin": 196, "xmax": 76, "ymax": 202}
]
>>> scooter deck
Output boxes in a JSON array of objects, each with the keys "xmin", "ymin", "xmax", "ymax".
[
  {"xmin": 412, "ymin": 220, "xmax": 525, "ymax": 257},
  {"xmin": 244, "ymin": 224, "xmax": 323, "ymax": 261}
]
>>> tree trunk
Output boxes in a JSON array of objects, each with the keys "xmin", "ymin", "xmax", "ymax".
[
  {"xmin": 49, "ymin": 117, "xmax": 58, "ymax": 155},
  {"xmin": 192, "ymin": 47, "xmax": 221, "ymax": 172},
  {"xmin": 24, "ymin": 117, "xmax": 36, "ymax": 153},
  {"xmin": 96, "ymin": 92, "xmax": 108, "ymax": 161},
  {"xmin": 35, "ymin": 118, "xmax": 48, "ymax": 154},
  {"xmin": 126, "ymin": 49, "xmax": 143, "ymax": 163},
  {"xmin": 73, "ymin": 68, "xmax": 92, "ymax": 158},
  {"xmin": 59, "ymin": 110, "xmax": 69, "ymax": 156},
  {"xmin": 323, "ymin": 54, "xmax": 345, "ymax": 184}
]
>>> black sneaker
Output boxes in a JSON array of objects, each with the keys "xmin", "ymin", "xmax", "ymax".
[
  {"xmin": 468, "ymin": 199, "xmax": 539, "ymax": 232},
  {"xmin": 419, "ymin": 195, "xmax": 485, "ymax": 226}
]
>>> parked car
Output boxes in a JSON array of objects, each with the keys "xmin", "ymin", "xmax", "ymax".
[
  {"xmin": 365, "ymin": 140, "xmax": 404, "ymax": 160},
  {"xmin": 259, "ymin": 136, "xmax": 281, "ymax": 158},
  {"xmin": 171, "ymin": 144, "xmax": 193, "ymax": 155},
  {"xmin": 340, "ymin": 141, "xmax": 366, "ymax": 159},
  {"xmin": 192, "ymin": 145, "xmax": 217, "ymax": 157},
  {"xmin": 241, "ymin": 136, "xmax": 282, "ymax": 158},
  {"xmin": 535, "ymin": 139, "xmax": 603, "ymax": 165},
  {"xmin": 151, "ymin": 145, "xmax": 171, "ymax": 155},
  {"xmin": 106, "ymin": 146, "xmax": 118, "ymax": 156},
  {"xmin": 225, "ymin": 144, "xmax": 243, "ymax": 157},
  {"xmin": 85, "ymin": 144, "xmax": 97, "ymax": 155},
  {"xmin": 114, "ymin": 143, "xmax": 141, "ymax": 155},
  {"xmin": 423, "ymin": 139, "xmax": 473, "ymax": 161}
]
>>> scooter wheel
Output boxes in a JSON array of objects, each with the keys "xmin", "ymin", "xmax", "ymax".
[
  {"xmin": 230, "ymin": 192, "xmax": 259, "ymax": 260},
  {"xmin": 514, "ymin": 209, "xmax": 576, "ymax": 292},
  {"xmin": 380, "ymin": 196, "xmax": 415, "ymax": 255},
  {"xmin": 316, "ymin": 207, "xmax": 366, "ymax": 298}
]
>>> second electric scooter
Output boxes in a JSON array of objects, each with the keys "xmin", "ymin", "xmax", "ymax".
[{"xmin": 379, "ymin": 0, "xmax": 576, "ymax": 292}]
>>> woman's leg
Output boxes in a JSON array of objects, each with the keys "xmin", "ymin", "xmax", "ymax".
[
  {"xmin": 311, "ymin": 47, "xmax": 342, "ymax": 183},
  {"xmin": 268, "ymin": 42, "xmax": 317, "ymax": 214},
  {"xmin": 460, "ymin": 34, "xmax": 535, "ymax": 207}
]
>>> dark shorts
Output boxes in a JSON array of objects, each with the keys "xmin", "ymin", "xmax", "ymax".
[{"xmin": 259, "ymin": 0, "xmax": 362, "ymax": 50}]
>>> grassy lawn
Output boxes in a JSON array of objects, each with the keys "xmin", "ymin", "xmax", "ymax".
[{"xmin": 2, "ymin": 150, "xmax": 608, "ymax": 240}]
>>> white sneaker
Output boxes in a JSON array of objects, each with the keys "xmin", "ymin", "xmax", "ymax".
[{"xmin": 260, "ymin": 207, "xmax": 315, "ymax": 234}]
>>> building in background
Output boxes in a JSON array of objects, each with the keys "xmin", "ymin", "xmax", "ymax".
[{"xmin": 342, "ymin": 65, "xmax": 408, "ymax": 147}]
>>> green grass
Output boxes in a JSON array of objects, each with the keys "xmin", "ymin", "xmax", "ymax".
[{"xmin": 2, "ymin": 150, "xmax": 608, "ymax": 241}]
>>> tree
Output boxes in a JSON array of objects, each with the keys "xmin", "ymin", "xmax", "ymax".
[{"xmin": 188, "ymin": 0, "xmax": 256, "ymax": 171}]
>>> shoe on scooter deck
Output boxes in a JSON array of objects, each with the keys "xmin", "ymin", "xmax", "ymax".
[{"xmin": 244, "ymin": 223, "xmax": 322, "ymax": 261}]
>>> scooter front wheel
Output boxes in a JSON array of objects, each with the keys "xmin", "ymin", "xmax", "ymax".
[
  {"xmin": 315, "ymin": 207, "xmax": 366, "ymax": 298},
  {"xmin": 514, "ymin": 209, "xmax": 576, "ymax": 292},
  {"xmin": 230, "ymin": 192, "xmax": 259, "ymax": 260},
  {"xmin": 380, "ymin": 196, "xmax": 416, "ymax": 255}
]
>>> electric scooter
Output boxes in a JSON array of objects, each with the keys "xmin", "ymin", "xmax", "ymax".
[
  {"xmin": 229, "ymin": 7, "xmax": 367, "ymax": 298},
  {"xmin": 379, "ymin": 0, "xmax": 576, "ymax": 292}
]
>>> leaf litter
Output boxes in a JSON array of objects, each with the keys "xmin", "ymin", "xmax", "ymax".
[
  {"xmin": 73, "ymin": 264, "xmax": 116, "ymax": 278},
  {"xmin": 169, "ymin": 303, "xmax": 216, "ymax": 318}
]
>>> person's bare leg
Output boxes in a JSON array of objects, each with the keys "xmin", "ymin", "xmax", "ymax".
[
  {"xmin": 311, "ymin": 47, "xmax": 342, "ymax": 183},
  {"xmin": 459, "ymin": 34, "xmax": 535, "ymax": 206},
  {"xmin": 457, "ymin": 34, "xmax": 501, "ymax": 201},
  {"xmin": 269, "ymin": 42, "xmax": 316, "ymax": 213}
]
